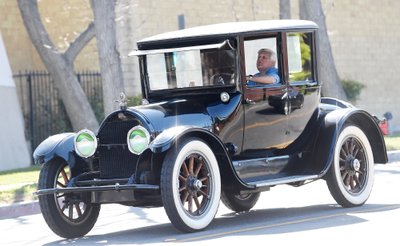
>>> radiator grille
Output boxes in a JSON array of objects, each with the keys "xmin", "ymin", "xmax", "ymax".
[
  {"xmin": 97, "ymin": 119, "xmax": 139, "ymax": 179},
  {"xmin": 98, "ymin": 147, "xmax": 137, "ymax": 179}
]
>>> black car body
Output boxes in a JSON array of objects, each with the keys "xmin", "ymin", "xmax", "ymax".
[{"xmin": 33, "ymin": 20, "xmax": 387, "ymax": 238}]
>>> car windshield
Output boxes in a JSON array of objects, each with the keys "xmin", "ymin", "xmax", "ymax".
[{"xmin": 144, "ymin": 42, "xmax": 236, "ymax": 91}]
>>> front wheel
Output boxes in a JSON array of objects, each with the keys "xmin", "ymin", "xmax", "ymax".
[
  {"xmin": 326, "ymin": 125, "xmax": 374, "ymax": 207},
  {"xmin": 161, "ymin": 138, "xmax": 221, "ymax": 232},
  {"xmin": 38, "ymin": 159, "xmax": 100, "ymax": 239}
]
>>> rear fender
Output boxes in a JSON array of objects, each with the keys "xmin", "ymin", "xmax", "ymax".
[{"xmin": 314, "ymin": 108, "xmax": 388, "ymax": 176}]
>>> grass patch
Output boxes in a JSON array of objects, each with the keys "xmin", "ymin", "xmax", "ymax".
[
  {"xmin": 0, "ymin": 184, "xmax": 38, "ymax": 204},
  {"xmin": 384, "ymin": 133, "xmax": 400, "ymax": 151},
  {"xmin": 0, "ymin": 165, "xmax": 40, "ymax": 186},
  {"xmin": 0, "ymin": 165, "xmax": 41, "ymax": 204}
]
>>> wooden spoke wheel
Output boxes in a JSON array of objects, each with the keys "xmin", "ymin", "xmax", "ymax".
[{"xmin": 161, "ymin": 138, "xmax": 221, "ymax": 232}]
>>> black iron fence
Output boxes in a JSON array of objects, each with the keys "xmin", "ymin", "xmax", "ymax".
[{"xmin": 13, "ymin": 70, "xmax": 103, "ymax": 153}]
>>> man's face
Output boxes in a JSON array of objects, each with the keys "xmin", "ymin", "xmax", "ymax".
[{"xmin": 256, "ymin": 52, "xmax": 274, "ymax": 72}]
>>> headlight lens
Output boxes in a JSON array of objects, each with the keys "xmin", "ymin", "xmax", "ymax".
[
  {"xmin": 127, "ymin": 126, "xmax": 150, "ymax": 155},
  {"xmin": 74, "ymin": 129, "xmax": 97, "ymax": 158}
]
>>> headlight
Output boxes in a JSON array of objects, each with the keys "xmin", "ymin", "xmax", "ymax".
[
  {"xmin": 74, "ymin": 129, "xmax": 97, "ymax": 158},
  {"xmin": 127, "ymin": 126, "xmax": 150, "ymax": 155}
]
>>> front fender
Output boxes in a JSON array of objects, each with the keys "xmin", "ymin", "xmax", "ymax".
[
  {"xmin": 33, "ymin": 133, "xmax": 76, "ymax": 165},
  {"xmin": 149, "ymin": 126, "xmax": 195, "ymax": 153},
  {"xmin": 314, "ymin": 108, "xmax": 388, "ymax": 176}
]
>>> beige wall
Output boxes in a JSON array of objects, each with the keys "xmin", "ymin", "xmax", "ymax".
[
  {"xmin": 1, "ymin": 0, "xmax": 399, "ymax": 132},
  {"xmin": 323, "ymin": 0, "xmax": 400, "ymax": 132},
  {"xmin": 0, "ymin": 0, "xmax": 99, "ymax": 72}
]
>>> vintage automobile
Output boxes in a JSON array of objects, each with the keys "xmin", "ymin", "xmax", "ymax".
[{"xmin": 34, "ymin": 20, "xmax": 387, "ymax": 239}]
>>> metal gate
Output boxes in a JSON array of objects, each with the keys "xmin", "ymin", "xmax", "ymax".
[{"xmin": 13, "ymin": 70, "xmax": 103, "ymax": 153}]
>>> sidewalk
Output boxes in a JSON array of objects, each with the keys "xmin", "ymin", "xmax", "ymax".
[
  {"xmin": 387, "ymin": 150, "xmax": 400, "ymax": 163},
  {"xmin": 0, "ymin": 201, "xmax": 39, "ymax": 219},
  {"xmin": 1, "ymin": 150, "xmax": 400, "ymax": 220}
]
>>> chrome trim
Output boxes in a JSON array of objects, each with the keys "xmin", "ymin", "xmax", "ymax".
[{"xmin": 249, "ymin": 175, "xmax": 318, "ymax": 187}]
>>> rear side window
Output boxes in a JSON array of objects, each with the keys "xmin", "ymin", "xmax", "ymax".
[{"xmin": 287, "ymin": 32, "xmax": 314, "ymax": 83}]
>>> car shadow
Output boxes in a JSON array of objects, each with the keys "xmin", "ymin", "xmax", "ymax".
[{"xmin": 43, "ymin": 203, "xmax": 400, "ymax": 245}]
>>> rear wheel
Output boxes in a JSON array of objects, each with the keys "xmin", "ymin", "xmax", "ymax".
[
  {"xmin": 326, "ymin": 125, "xmax": 374, "ymax": 207},
  {"xmin": 38, "ymin": 159, "xmax": 100, "ymax": 239},
  {"xmin": 161, "ymin": 138, "xmax": 221, "ymax": 232},
  {"xmin": 221, "ymin": 191, "xmax": 260, "ymax": 213}
]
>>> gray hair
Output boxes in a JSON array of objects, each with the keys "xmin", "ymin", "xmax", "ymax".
[{"xmin": 258, "ymin": 48, "xmax": 277, "ymax": 63}]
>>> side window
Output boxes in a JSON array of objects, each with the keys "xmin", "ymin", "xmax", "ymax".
[
  {"xmin": 146, "ymin": 44, "xmax": 236, "ymax": 91},
  {"xmin": 287, "ymin": 32, "xmax": 313, "ymax": 83},
  {"xmin": 244, "ymin": 37, "xmax": 280, "ymax": 86}
]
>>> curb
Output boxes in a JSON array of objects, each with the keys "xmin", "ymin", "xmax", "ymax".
[
  {"xmin": 0, "ymin": 201, "xmax": 40, "ymax": 219},
  {"xmin": 1, "ymin": 151, "xmax": 399, "ymax": 220}
]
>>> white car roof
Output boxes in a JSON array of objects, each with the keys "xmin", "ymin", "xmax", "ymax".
[{"xmin": 138, "ymin": 20, "xmax": 318, "ymax": 45}]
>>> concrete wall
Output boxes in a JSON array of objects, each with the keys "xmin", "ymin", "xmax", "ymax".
[
  {"xmin": 0, "ymin": 32, "xmax": 31, "ymax": 171},
  {"xmin": 323, "ymin": 0, "xmax": 400, "ymax": 132}
]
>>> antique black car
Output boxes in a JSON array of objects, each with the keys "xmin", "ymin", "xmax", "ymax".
[{"xmin": 34, "ymin": 20, "xmax": 387, "ymax": 239}]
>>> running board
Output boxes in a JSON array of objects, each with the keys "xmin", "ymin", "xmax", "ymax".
[{"xmin": 248, "ymin": 175, "xmax": 318, "ymax": 188}]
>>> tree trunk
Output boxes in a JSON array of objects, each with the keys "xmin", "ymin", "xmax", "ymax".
[
  {"xmin": 299, "ymin": 0, "xmax": 347, "ymax": 100},
  {"xmin": 279, "ymin": 0, "xmax": 291, "ymax": 19},
  {"xmin": 91, "ymin": 0, "xmax": 125, "ymax": 115},
  {"xmin": 17, "ymin": 0, "xmax": 99, "ymax": 131}
]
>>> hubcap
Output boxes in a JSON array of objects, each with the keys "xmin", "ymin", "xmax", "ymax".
[
  {"xmin": 191, "ymin": 179, "xmax": 203, "ymax": 191},
  {"xmin": 352, "ymin": 158, "xmax": 361, "ymax": 171}
]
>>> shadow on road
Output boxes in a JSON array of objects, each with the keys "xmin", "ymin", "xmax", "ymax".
[{"xmin": 43, "ymin": 203, "xmax": 400, "ymax": 245}]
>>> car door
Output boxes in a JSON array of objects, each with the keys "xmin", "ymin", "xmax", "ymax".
[
  {"xmin": 242, "ymin": 34, "xmax": 289, "ymax": 153},
  {"xmin": 284, "ymin": 31, "xmax": 321, "ymax": 144}
]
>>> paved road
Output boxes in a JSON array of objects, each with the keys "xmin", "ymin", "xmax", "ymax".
[{"xmin": 1, "ymin": 162, "xmax": 399, "ymax": 245}]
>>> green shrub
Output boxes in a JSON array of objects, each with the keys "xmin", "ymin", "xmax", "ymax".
[
  {"xmin": 128, "ymin": 95, "xmax": 143, "ymax": 107},
  {"xmin": 341, "ymin": 79, "xmax": 365, "ymax": 103}
]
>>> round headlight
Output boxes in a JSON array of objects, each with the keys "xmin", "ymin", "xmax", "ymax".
[
  {"xmin": 74, "ymin": 129, "xmax": 97, "ymax": 158},
  {"xmin": 127, "ymin": 126, "xmax": 150, "ymax": 155}
]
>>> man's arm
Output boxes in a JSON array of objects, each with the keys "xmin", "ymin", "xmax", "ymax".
[{"xmin": 246, "ymin": 75, "xmax": 277, "ymax": 84}]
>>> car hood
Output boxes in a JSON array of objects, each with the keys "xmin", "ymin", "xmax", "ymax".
[
  {"xmin": 127, "ymin": 92, "xmax": 242, "ymax": 135},
  {"xmin": 128, "ymin": 98, "xmax": 213, "ymax": 134}
]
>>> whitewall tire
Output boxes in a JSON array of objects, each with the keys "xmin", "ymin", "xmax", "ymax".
[
  {"xmin": 161, "ymin": 138, "xmax": 221, "ymax": 232},
  {"xmin": 326, "ymin": 125, "xmax": 374, "ymax": 207}
]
